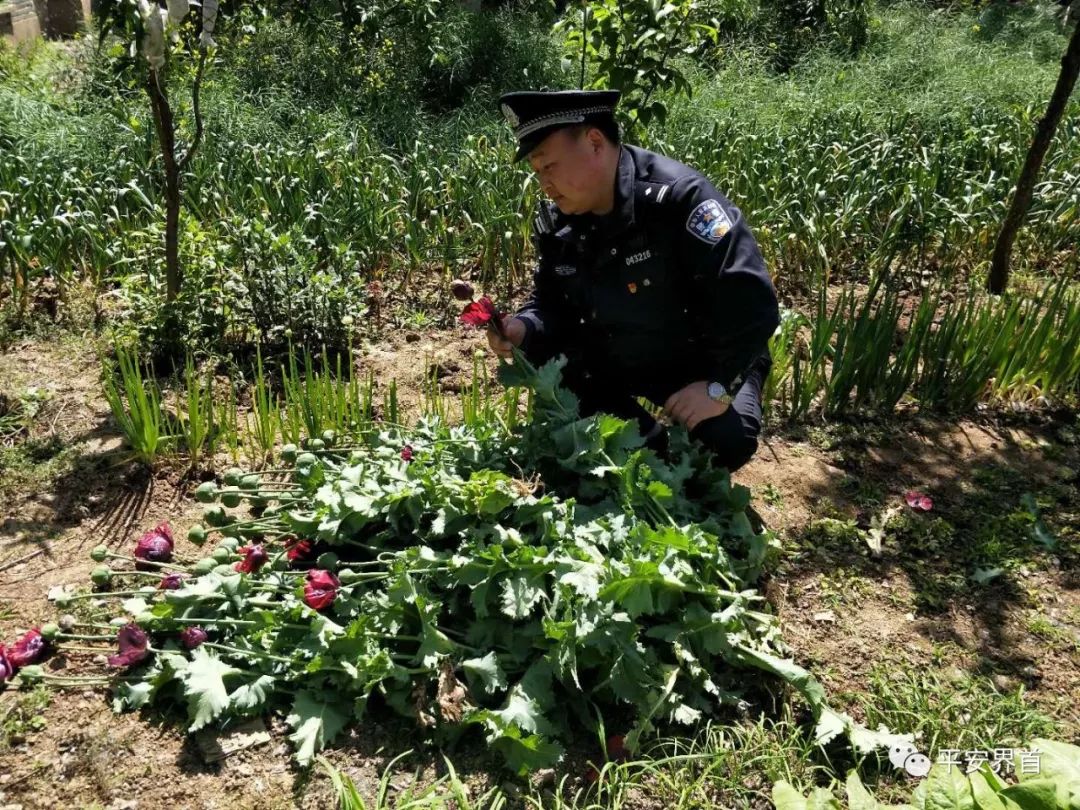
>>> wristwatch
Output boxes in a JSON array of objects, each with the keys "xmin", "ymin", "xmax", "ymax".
[{"xmin": 706, "ymin": 381, "xmax": 733, "ymax": 406}]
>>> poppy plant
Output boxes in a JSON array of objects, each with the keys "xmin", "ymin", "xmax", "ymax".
[
  {"xmin": 134, "ymin": 522, "xmax": 174, "ymax": 569},
  {"xmin": 108, "ymin": 624, "xmax": 151, "ymax": 668},
  {"xmin": 459, "ymin": 296, "xmax": 506, "ymax": 338},
  {"xmin": 7, "ymin": 628, "xmax": 46, "ymax": 668},
  {"xmin": 303, "ymin": 569, "xmax": 340, "ymax": 611},
  {"xmin": 585, "ymin": 734, "xmax": 631, "ymax": 783},
  {"xmin": 285, "ymin": 538, "xmax": 313, "ymax": 562},
  {"xmin": 0, "ymin": 645, "xmax": 12, "ymax": 684},
  {"xmin": 234, "ymin": 544, "xmax": 269, "ymax": 574},
  {"xmin": 180, "ymin": 627, "xmax": 208, "ymax": 650},
  {"xmin": 450, "ymin": 279, "xmax": 475, "ymax": 301},
  {"xmin": 904, "ymin": 491, "xmax": 934, "ymax": 511},
  {"xmin": 159, "ymin": 572, "xmax": 186, "ymax": 590}
]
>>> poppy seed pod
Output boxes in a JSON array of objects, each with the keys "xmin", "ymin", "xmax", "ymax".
[{"xmin": 450, "ymin": 279, "xmax": 475, "ymax": 301}]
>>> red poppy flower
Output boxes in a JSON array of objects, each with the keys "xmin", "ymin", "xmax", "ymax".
[
  {"xmin": 7, "ymin": 629, "xmax": 46, "ymax": 668},
  {"xmin": 606, "ymin": 734, "xmax": 629, "ymax": 761},
  {"xmin": 459, "ymin": 296, "xmax": 504, "ymax": 335},
  {"xmin": 400, "ymin": 445, "xmax": 414, "ymax": 462},
  {"xmin": 303, "ymin": 569, "xmax": 340, "ymax": 611},
  {"xmin": 134, "ymin": 522, "xmax": 174, "ymax": 569},
  {"xmin": 585, "ymin": 734, "xmax": 631, "ymax": 782},
  {"xmin": 180, "ymin": 627, "xmax": 208, "ymax": 650},
  {"xmin": 159, "ymin": 572, "xmax": 186, "ymax": 590},
  {"xmin": 107, "ymin": 624, "xmax": 150, "ymax": 668},
  {"xmin": 285, "ymin": 538, "xmax": 313, "ymax": 562},
  {"xmin": 904, "ymin": 491, "xmax": 934, "ymax": 511},
  {"xmin": 234, "ymin": 544, "xmax": 268, "ymax": 574}
]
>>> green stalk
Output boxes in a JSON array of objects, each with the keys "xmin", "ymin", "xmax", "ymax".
[{"xmin": 101, "ymin": 552, "xmax": 191, "ymax": 571}]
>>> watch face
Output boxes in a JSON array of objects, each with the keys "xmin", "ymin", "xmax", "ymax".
[{"xmin": 707, "ymin": 382, "xmax": 726, "ymax": 400}]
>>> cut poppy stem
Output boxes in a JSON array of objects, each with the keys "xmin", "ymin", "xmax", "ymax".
[
  {"xmin": 102, "ymin": 553, "xmax": 190, "ymax": 571},
  {"xmin": 202, "ymin": 642, "xmax": 294, "ymax": 664},
  {"xmin": 55, "ymin": 632, "xmax": 117, "ymax": 641},
  {"xmin": 63, "ymin": 589, "xmax": 160, "ymax": 601}
]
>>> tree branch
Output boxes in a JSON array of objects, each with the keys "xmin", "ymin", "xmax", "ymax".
[{"xmin": 179, "ymin": 49, "xmax": 209, "ymax": 172}]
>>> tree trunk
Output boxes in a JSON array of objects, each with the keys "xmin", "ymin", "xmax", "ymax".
[
  {"xmin": 146, "ymin": 71, "xmax": 182, "ymax": 302},
  {"xmin": 988, "ymin": 20, "xmax": 1080, "ymax": 294}
]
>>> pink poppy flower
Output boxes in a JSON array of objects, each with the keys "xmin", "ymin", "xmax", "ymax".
[
  {"xmin": 134, "ymin": 522, "xmax": 174, "ymax": 569},
  {"xmin": 159, "ymin": 572, "xmax": 186, "ymax": 590},
  {"xmin": 180, "ymin": 627, "xmax": 208, "ymax": 650},
  {"xmin": 0, "ymin": 646, "xmax": 13, "ymax": 684},
  {"xmin": 904, "ymin": 491, "xmax": 933, "ymax": 511},
  {"xmin": 7, "ymin": 629, "xmax": 46, "ymax": 668},
  {"xmin": 107, "ymin": 624, "xmax": 150, "ymax": 668}
]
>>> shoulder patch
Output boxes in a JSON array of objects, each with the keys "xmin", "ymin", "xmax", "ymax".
[
  {"xmin": 635, "ymin": 181, "xmax": 672, "ymax": 207},
  {"xmin": 533, "ymin": 202, "xmax": 557, "ymax": 236},
  {"xmin": 685, "ymin": 198, "xmax": 732, "ymax": 244}
]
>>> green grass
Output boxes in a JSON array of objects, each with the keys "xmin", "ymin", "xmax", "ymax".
[
  {"xmin": 313, "ymin": 667, "xmax": 1063, "ymax": 809},
  {"xmin": 667, "ymin": 1, "xmax": 1074, "ymax": 133},
  {"xmin": 0, "ymin": 435, "xmax": 77, "ymax": 503},
  {"xmin": 854, "ymin": 663, "xmax": 1059, "ymax": 757},
  {"xmin": 0, "ymin": 685, "xmax": 51, "ymax": 750}
]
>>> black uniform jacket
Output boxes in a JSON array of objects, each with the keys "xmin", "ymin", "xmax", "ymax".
[{"xmin": 515, "ymin": 144, "xmax": 780, "ymax": 395}]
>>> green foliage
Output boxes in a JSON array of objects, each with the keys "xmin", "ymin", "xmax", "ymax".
[
  {"xmin": 101, "ymin": 346, "xmax": 170, "ymax": 466},
  {"xmin": 0, "ymin": 685, "xmax": 51, "ymax": 749},
  {"xmin": 560, "ymin": 0, "xmax": 718, "ymax": 129},
  {"xmin": 317, "ymin": 751, "xmax": 502, "ymax": 809},
  {"xmin": 51, "ymin": 352, "xmax": 904, "ymax": 771},
  {"xmin": 853, "ymin": 664, "xmax": 1059, "ymax": 761},
  {"xmin": 769, "ymin": 276, "xmax": 1080, "ymax": 421},
  {"xmin": 5, "ymin": 7, "xmax": 1078, "ymax": 359},
  {"xmin": 754, "ymin": 0, "xmax": 872, "ymax": 72},
  {"xmin": 174, "ymin": 354, "xmax": 216, "ymax": 470},
  {"xmin": 774, "ymin": 738, "xmax": 1080, "ymax": 809},
  {"xmin": 225, "ymin": 3, "xmax": 565, "ymax": 123}
]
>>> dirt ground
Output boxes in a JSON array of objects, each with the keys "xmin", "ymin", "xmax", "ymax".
[{"xmin": 1, "ymin": 330, "xmax": 1077, "ymax": 809}]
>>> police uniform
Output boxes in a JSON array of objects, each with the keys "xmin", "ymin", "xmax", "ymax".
[{"xmin": 500, "ymin": 90, "xmax": 780, "ymax": 472}]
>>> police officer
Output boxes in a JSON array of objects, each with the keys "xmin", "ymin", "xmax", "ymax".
[{"xmin": 488, "ymin": 89, "xmax": 780, "ymax": 473}]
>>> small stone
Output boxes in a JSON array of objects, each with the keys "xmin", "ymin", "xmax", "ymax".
[
  {"xmin": 992, "ymin": 674, "xmax": 1012, "ymax": 692},
  {"xmin": 904, "ymin": 612, "xmax": 916, "ymax": 622},
  {"xmin": 501, "ymin": 782, "xmax": 522, "ymax": 800},
  {"xmin": 812, "ymin": 610, "xmax": 836, "ymax": 623},
  {"xmin": 405, "ymin": 332, "xmax": 421, "ymax": 343},
  {"xmin": 532, "ymin": 768, "xmax": 556, "ymax": 788}
]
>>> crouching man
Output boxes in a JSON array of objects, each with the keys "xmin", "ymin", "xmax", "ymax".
[{"xmin": 489, "ymin": 89, "xmax": 779, "ymax": 473}]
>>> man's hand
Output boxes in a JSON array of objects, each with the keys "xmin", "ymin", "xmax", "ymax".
[
  {"xmin": 487, "ymin": 315, "xmax": 526, "ymax": 359},
  {"xmin": 664, "ymin": 381, "xmax": 729, "ymax": 431}
]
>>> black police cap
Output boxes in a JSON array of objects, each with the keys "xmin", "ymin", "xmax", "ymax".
[{"xmin": 499, "ymin": 89, "xmax": 621, "ymax": 161}]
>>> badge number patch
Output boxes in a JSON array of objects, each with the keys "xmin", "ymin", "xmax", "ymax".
[{"xmin": 686, "ymin": 199, "xmax": 732, "ymax": 244}]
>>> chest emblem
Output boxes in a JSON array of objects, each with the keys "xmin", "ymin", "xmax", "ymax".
[
  {"xmin": 627, "ymin": 282, "xmax": 638, "ymax": 294},
  {"xmin": 686, "ymin": 199, "xmax": 732, "ymax": 244},
  {"xmin": 625, "ymin": 249, "xmax": 652, "ymax": 266}
]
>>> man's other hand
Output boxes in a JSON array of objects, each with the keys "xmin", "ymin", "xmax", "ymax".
[
  {"xmin": 487, "ymin": 316, "xmax": 526, "ymax": 359},
  {"xmin": 663, "ymin": 381, "xmax": 729, "ymax": 431}
]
